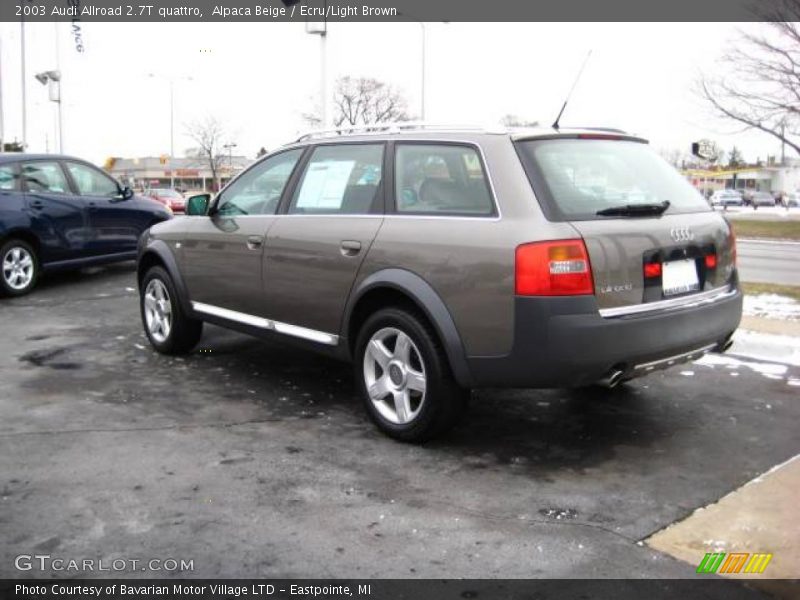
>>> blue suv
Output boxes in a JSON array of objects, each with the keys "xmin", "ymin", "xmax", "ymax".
[{"xmin": 0, "ymin": 154, "xmax": 172, "ymax": 296}]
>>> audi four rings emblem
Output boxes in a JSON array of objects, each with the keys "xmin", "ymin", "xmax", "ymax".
[{"xmin": 670, "ymin": 227, "xmax": 694, "ymax": 242}]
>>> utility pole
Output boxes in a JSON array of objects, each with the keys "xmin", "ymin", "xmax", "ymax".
[
  {"xmin": 54, "ymin": 22, "xmax": 63, "ymax": 152},
  {"xmin": 0, "ymin": 37, "xmax": 5, "ymax": 151},
  {"xmin": 21, "ymin": 21, "xmax": 27, "ymax": 150}
]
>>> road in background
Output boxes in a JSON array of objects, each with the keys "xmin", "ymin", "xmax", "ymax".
[{"xmin": 737, "ymin": 240, "xmax": 799, "ymax": 286}]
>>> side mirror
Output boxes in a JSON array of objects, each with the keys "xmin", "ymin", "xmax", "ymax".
[
  {"xmin": 121, "ymin": 186, "xmax": 134, "ymax": 200},
  {"xmin": 186, "ymin": 193, "xmax": 211, "ymax": 216}
]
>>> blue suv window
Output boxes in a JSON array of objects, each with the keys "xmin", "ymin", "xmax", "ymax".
[
  {"xmin": 22, "ymin": 162, "xmax": 70, "ymax": 194},
  {"xmin": 0, "ymin": 164, "xmax": 18, "ymax": 191},
  {"xmin": 65, "ymin": 161, "xmax": 119, "ymax": 197}
]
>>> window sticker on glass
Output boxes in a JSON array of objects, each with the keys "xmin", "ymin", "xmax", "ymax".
[{"xmin": 295, "ymin": 160, "xmax": 356, "ymax": 210}]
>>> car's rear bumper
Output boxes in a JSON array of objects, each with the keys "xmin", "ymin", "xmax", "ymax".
[{"xmin": 466, "ymin": 284, "xmax": 742, "ymax": 388}]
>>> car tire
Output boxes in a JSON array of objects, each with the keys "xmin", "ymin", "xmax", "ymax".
[
  {"xmin": 355, "ymin": 307, "xmax": 467, "ymax": 442},
  {"xmin": 0, "ymin": 239, "xmax": 39, "ymax": 297},
  {"xmin": 140, "ymin": 266, "xmax": 202, "ymax": 354}
]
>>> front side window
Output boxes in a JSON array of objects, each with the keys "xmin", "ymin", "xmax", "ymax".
[
  {"xmin": 394, "ymin": 144, "xmax": 494, "ymax": 216},
  {"xmin": 0, "ymin": 164, "xmax": 19, "ymax": 191},
  {"xmin": 65, "ymin": 161, "xmax": 120, "ymax": 197},
  {"xmin": 217, "ymin": 149, "xmax": 303, "ymax": 216},
  {"xmin": 22, "ymin": 162, "xmax": 70, "ymax": 195},
  {"xmin": 289, "ymin": 144, "xmax": 384, "ymax": 215}
]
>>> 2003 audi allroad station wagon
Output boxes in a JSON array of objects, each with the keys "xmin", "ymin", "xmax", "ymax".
[{"xmin": 137, "ymin": 124, "xmax": 742, "ymax": 441}]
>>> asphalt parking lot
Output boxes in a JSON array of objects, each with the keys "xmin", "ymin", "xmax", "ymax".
[{"xmin": 1, "ymin": 263, "xmax": 798, "ymax": 588}]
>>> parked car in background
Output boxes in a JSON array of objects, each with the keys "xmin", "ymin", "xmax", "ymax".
[
  {"xmin": 137, "ymin": 124, "xmax": 741, "ymax": 441},
  {"xmin": 710, "ymin": 189, "xmax": 743, "ymax": 207},
  {"xmin": 751, "ymin": 191, "xmax": 777, "ymax": 207},
  {"xmin": 0, "ymin": 154, "xmax": 172, "ymax": 297},
  {"xmin": 146, "ymin": 188, "xmax": 186, "ymax": 213},
  {"xmin": 785, "ymin": 192, "xmax": 800, "ymax": 207}
]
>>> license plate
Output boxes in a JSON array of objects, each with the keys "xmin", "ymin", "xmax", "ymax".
[{"xmin": 662, "ymin": 259, "xmax": 699, "ymax": 296}]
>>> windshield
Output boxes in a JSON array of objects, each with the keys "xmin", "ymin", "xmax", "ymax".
[{"xmin": 515, "ymin": 139, "xmax": 710, "ymax": 220}]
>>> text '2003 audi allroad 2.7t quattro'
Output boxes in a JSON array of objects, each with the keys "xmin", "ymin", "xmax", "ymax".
[{"xmin": 136, "ymin": 123, "xmax": 742, "ymax": 442}]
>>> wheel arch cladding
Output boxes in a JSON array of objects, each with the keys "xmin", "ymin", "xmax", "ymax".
[
  {"xmin": 1, "ymin": 229, "xmax": 41, "ymax": 258},
  {"xmin": 137, "ymin": 240, "xmax": 192, "ymax": 313},
  {"xmin": 343, "ymin": 268, "xmax": 475, "ymax": 388}
]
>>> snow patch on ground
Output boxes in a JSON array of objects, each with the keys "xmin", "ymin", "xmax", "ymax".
[
  {"xmin": 732, "ymin": 329, "xmax": 800, "ymax": 367},
  {"xmin": 743, "ymin": 294, "xmax": 800, "ymax": 321},
  {"xmin": 697, "ymin": 352, "xmax": 788, "ymax": 377},
  {"xmin": 695, "ymin": 329, "xmax": 799, "ymax": 387}
]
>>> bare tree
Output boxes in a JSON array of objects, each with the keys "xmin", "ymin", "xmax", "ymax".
[
  {"xmin": 728, "ymin": 146, "xmax": 745, "ymax": 168},
  {"xmin": 185, "ymin": 117, "xmax": 227, "ymax": 190},
  {"xmin": 699, "ymin": 2, "xmax": 800, "ymax": 156},
  {"xmin": 332, "ymin": 77, "xmax": 411, "ymax": 127}
]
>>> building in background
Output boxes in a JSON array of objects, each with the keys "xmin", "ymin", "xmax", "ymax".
[
  {"xmin": 104, "ymin": 155, "xmax": 254, "ymax": 192},
  {"xmin": 683, "ymin": 161, "xmax": 800, "ymax": 198}
]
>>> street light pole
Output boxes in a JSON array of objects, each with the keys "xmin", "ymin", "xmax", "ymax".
[
  {"xmin": 149, "ymin": 74, "xmax": 191, "ymax": 188},
  {"xmin": 320, "ymin": 29, "xmax": 328, "ymax": 128},
  {"xmin": 35, "ymin": 70, "xmax": 62, "ymax": 153},
  {"xmin": 306, "ymin": 11, "xmax": 328, "ymax": 129}
]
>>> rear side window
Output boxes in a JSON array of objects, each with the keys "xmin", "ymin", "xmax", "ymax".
[
  {"xmin": 515, "ymin": 139, "xmax": 710, "ymax": 221},
  {"xmin": 289, "ymin": 144, "xmax": 383, "ymax": 215},
  {"xmin": 22, "ymin": 162, "xmax": 70, "ymax": 195},
  {"xmin": 65, "ymin": 161, "xmax": 119, "ymax": 197},
  {"xmin": 395, "ymin": 144, "xmax": 494, "ymax": 215},
  {"xmin": 0, "ymin": 164, "xmax": 19, "ymax": 191}
]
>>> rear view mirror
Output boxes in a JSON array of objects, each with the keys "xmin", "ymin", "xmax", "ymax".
[
  {"xmin": 121, "ymin": 186, "xmax": 134, "ymax": 200},
  {"xmin": 186, "ymin": 193, "xmax": 211, "ymax": 216}
]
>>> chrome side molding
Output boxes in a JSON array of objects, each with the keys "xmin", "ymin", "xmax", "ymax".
[
  {"xmin": 599, "ymin": 286, "xmax": 737, "ymax": 319},
  {"xmin": 191, "ymin": 302, "xmax": 339, "ymax": 346}
]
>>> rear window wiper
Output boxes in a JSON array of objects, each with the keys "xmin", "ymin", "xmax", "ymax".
[{"xmin": 596, "ymin": 200, "xmax": 670, "ymax": 217}]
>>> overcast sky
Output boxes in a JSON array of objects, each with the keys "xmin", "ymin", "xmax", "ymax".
[{"xmin": 0, "ymin": 21, "xmax": 787, "ymax": 165}]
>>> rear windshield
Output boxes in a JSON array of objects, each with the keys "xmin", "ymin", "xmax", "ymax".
[{"xmin": 515, "ymin": 139, "xmax": 711, "ymax": 221}]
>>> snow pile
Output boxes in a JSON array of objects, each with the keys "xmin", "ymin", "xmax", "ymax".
[{"xmin": 743, "ymin": 294, "xmax": 800, "ymax": 321}]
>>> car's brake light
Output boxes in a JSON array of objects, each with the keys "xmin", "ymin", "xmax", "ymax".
[
  {"xmin": 704, "ymin": 254, "xmax": 717, "ymax": 269},
  {"xmin": 644, "ymin": 262, "xmax": 662, "ymax": 278},
  {"xmin": 515, "ymin": 240, "xmax": 594, "ymax": 296}
]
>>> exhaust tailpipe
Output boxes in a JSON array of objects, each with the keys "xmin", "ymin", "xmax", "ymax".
[
  {"xmin": 714, "ymin": 338, "xmax": 734, "ymax": 354},
  {"xmin": 598, "ymin": 369, "xmax": 624, "ymax": 389}
]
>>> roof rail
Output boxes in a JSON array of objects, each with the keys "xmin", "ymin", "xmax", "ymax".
[{"xmin": 294, "ymin": 121, "xmax": 508, "ymax": 142}]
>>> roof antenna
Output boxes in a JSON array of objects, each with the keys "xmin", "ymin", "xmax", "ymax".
[{"xmin": 552, "ymin": 50, "xmax": 593, "ymax": 130}]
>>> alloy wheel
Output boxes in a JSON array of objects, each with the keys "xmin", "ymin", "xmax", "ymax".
[
  {"xmin": 143, "ymin": 279, "xmax": 173, "ymax": 343},
  {"xmin": 2, "ymin": 246, "xmax": 34, "ymax": 291},
  {"xmin": 363, "ymin": 327, "xmax": 427, "ymax": 425}
]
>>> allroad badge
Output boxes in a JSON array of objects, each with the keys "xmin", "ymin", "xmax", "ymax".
[{"xmin": 670, "ymin": 227, "xmax": 694, "ymax": 242}]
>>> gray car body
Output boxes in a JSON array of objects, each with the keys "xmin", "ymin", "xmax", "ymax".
[{"xmin": 137, "ymin": 128, "xmax": 742, "ymax": 388}]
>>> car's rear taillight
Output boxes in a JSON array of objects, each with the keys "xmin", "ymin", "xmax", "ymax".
[
  {"xmin": 515, "ymin": 240, "xmax": 594, "ymax": 296},
  {"xmin": 704, "ymin": 254, "xmax": 717, "ymax": 269},
  {"xmin": 644, "ymin": 262, "xmax": 662, "ymax": 278}
]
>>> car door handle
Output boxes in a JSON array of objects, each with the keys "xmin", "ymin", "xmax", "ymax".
[
  {"xmin": 246, "ymin": 236, "xmax": 263, "ymax": 250},
  {"xmin": 29, "ymin": 200, "xmax": 44, "ymax": 210},
  {"xmin": 340, "ymin": 240, "xmax": 362, "ymax": 256}
]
